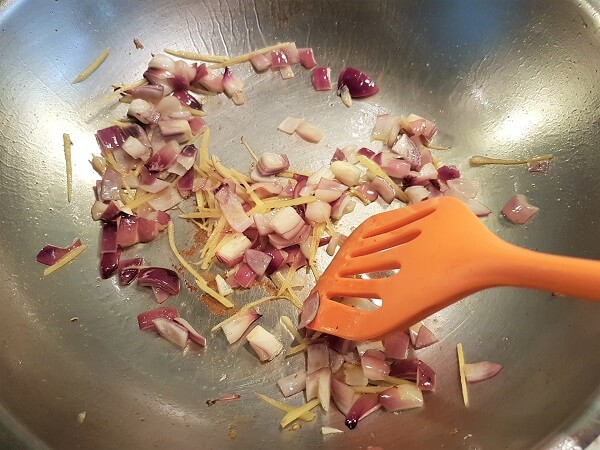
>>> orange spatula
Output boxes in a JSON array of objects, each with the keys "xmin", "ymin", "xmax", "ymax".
[{"xmin": 304, "ymin": 196, "xmax": 600, "ymax": 341}]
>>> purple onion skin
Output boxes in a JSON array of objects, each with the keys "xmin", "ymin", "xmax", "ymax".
[{"xmin": 338, "ymin": 67, "xmax": 379, "ymax": 99}]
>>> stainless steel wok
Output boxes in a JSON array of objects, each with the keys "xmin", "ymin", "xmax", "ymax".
[{"xmin": 1, "ymin": 0, "xmax": 599, "ymax": 448}]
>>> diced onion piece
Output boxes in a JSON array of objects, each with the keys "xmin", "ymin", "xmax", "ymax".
[
  {"xmin": 246, "ymin": 325, "xmax": 283, "ymax": 362},
  {"xmin": 361, "ymin": 354, "xmax": 390, "ymax": 381},
  {"xmin": 464, "ymin": 361, "xmax": 503, "ymax": 383},
  {"xmin": 172, "ymin": 317, "xmax": 207, "ymax": 347},
  {"xmin": 318, "ymin": 368, "xmax": 332, "ymax": 411},
  {"xmin": 216, "ymin": 233, "xmax": 252, "ymax": 268},
  {"xmin": 249, "ymin": 53, "xmax": 272, "ymax": 72},
  {"xmin": 244, "ymin": 249, "xmax": 272, "ymax": 276},
  {"xmin": 414, "ymin": 324, "xmax": 438, "ymax": 349},
  {"xmin": 344, "ymin": 363, "xmax": 368, "ymax": 387},
  {"xmin": 296, "ymin": 122, "xmax": 323, "ymax": 143},
  {"xmin": 128, "ymin": 99, "xmax": 160, "ymax": 124},
  {"xmin": 278, "ymin": 117, "xmax": 304, "ymax": 135},
  {"xmin": 502, "ymin": 194, "xmax": 539, "ymax": 224},
  {"xmin": 305, "ymin": 199, "xmax": 331, "ymax": 224},
  {"xmin": 311, "ymin": 67, "xmax": 332, "ymax": 91},
  {"xmin": 383, "ymin": 330, "xmax": 409, "ymax": 360},
  {"xmin": 221, "ymin": 309, "xmax": 261, "ymax": 344},
  {"xmin": 298, "ymin": 48, "xmax": 317, "ymax": 69},
  {"xmin": 257, "ymin": 152, "xmax": 290, "ymax": 176},
  {"xmin": 457, "ymin": 343, "xmax": 469, "ymax": 407},
  {"xmin": 223, "ymin": 67, "xmax": 245, "ymax": 105},
  {"xmin": 137, "ymin": 307, "xmax": 179, "ymax": 331},
  {"xmin": 277, "ymin": 371, "xmax": 307, "ymax": 397},
  {"xmin": 446, "ymin": 178, "xmax": 479, "ymax": 199},
  {"xmin": 280, "ymin": 65, "xmax": 294, "ymax": 79},
  {"xmin": 338, "ymin": 67, "xmax": 379, "ymax": 99},
  {"xmin": 330, "ymin": 161, "xmax": 361, "ymax": 187},
  {"xmin": 372, "ymin": 176, "xmax": 395, "ymax": 203},
  {"xmin": 378, "ymin": 384, "xmax": 423, "ymax": 412},
  {"xmin": 331, "ymin": 376, "xmax": 358, "ymax": 416},
  {"xmin": 122, "ymin": 136, "xmax": 151, "ymax": 161},
  {"xmin": 152, "ymin": 318, "xmax": 188, "ymax": 348},
  {"xmin": 307, "ymin": 342, "xmax": 330, "ymax": 373},
  {"xmin": 298, "ymin": 291, "xmax": 319, "ymax": 328},
  {"xmin": 345, "ymin": 394, "xmax": 381, "ymax": 429},
  {"xmin": 270, "ymin": 206, "xmax": 304, "ymax": 235},
  {"xmin": 270, "ymin": 50, "xmax": 289, "ymax": 69},
  {"xmin": 372, "ymin": 114, "xmax": 401, "ymax": 146}
]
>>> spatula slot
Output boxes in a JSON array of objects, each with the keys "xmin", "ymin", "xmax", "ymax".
[
  {"xmin": 361, "ymin": 205, "xmax": 436, "ymax": 240},
  {"xmin": 350, "ymin": 229, "xmax": 420, "ymax": 258},
  {"xmin": 330, "ymin": 296, "xmax": 382, "ymax": 311}
]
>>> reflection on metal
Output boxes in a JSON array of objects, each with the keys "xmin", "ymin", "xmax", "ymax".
[{"xmin": 0, "ymin": 0, "xmax": 599, "ymax": 448}]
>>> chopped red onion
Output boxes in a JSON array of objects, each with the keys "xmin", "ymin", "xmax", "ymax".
[
  {"xmin": 296, "ymin": 122, "xmax": 323, "ymax": 143},
  {"xmin": 216, "ymin": 233, "xmax": 252, "ymax": 268},
  {"xmin": 269, "ymin": 206, "xmax": 304, "ymax": 235},
  {"xmin": 99, "ymin": 167, "xmax": 122, "ymax": 202},
  {"xmin": 249, "ymin": 53, "xmax": 271, "ymax": 72},
  {"xmin": 416, "ymin": 360, "xmax": 436, "ymax": 391},
  {"xmin": 327, "ymin": 335, "xmax": 356, "ymax": 355},
  {"xmin": 389, "ymin": 358, "xmax": 419, "ymax": 381},
  {"xmin": 277, "ymin": 371, "xmax": 307, "ymax": 397},
  {"xmin": 446, "ymin": 178, "xmax": 479, "ymax": 199},
  {"xmin": 361, "ymin": 354, "xmax": 390, "ymax": 380},
  {"xmin": 379, "ymin": 385, "xmax": 423, "ymax": 412},
  {"xmin": 331, "ymin": 148, "xmax": 347, "ymax": 163},
  {"xmin": 305, "ymin": 200, "xmax": 332, "ymax": 224},
  {"xmin": 148, "ymin": 186, "xmax": 183, "ymax": 211},
  {"xmin": 318, "ymin": 368, "xmax": 332, "ymax": 411},
  {"xmin": 99, "ymin": 250, "xmax": 121, "ymax": 279},
  {"xmin": 277, "ymin": 117, "xmax": 304, "ymax": 135},
  {"xmin": 383, "ymin": 330, "xmax": 409, "ymax": 360},
  {"xmin": 307, "ymin": 342, "xmax": 330, "ymax": 373},
  {"xmin": 405, "ymin": 185, "xmax": 430, "ymax": 204},
  {"xmin": 279, "ymin": 65, "xmax": 294, "ymax": 79},
  {"xmin": 137, "ymin": 306, "xmax": 179, "ymax": 331},
  {"xmin": 298, "ymin": 291, "xmax": 319, "ymax": 329},
  {"xmin": 331, "ymin": 376, "xmax": 358, "ymax": 416},
  {"xmin": 136, "ymin": 217, "xmax": 159, "ymax": 243},
  {"xmin": 171, "ymin": 90, "xmax": 202, "ymax": 110},
  {"xmin": 118, "ymin": 257, "xmax": 145, "ymax": 286},
  {"xmin": 372, "ymin": 115, "xmax": 401, "ymax": 147},
  {"xmin": 311, "ymin": 67, "xmax": 332, "ymax": 91},
  {"xmin": 372, "ymin": 177, "xmax": 395, "ymax": 204},
  {"xmin": 222, "ymin": 309, "xmax": 261, "ymax": 344},
  {"xmin": 36, "ymin": 239, "xmax": 82, "ymax": 266},
  {"xmin": 391, "ymin": 133, "xmax": 418, "ymax": 159},
  {"xmin": 444, "ymin": 190, "xmax": 491, "ymax": 217},
  {"xmin": 281, "ymin": 43, "xmax": 300, "ymax": 65},
  {"xmin": 315, "ymin": 178, "xmax": 348, "ymax": 201},
  {"xmin": 407, "ymin": 117, "xmax": 437, "ymax": 142},
  {"xmin": 128, "ymin": 99, "xmax": 160, "ymax": 124},
  {"xmin": 414, "ymin": 324, "xmax": 438, "ymax": 349},
  {"xmin": 331, "ymin": 161, "xmax": 361, "ymax": 187},
  {"xmin": 137, "ymin": 267, "xmax": 180, "ymax": 300},
  {"xmin": 243, "ymin": 249, "xmax": 272, "ymax": 277},
  {"xmin": 158, "ymin": 119, "xmax": 192, "ymax": 143},
  {"xmin": 96, "ymin": 126, "xmax": 127, "ymax": 152},
  {"xmin": 116, "ymin": 215, "xmax": 139, "ymax": 248},
  {"xmin": 380, "ymin": 157, "xmax": 411, "ymax": 179},
  {"xmin": 125, "ymin": 84, "xmax": 164, "ymax": 103},
  {"xmin": 502, "ymin": 194, "xmax": 539, "ymax": 224},
  {"xmin": 437, "ymin": 165, "xmax": 460, "ymax": 181},
  {"xmin": 338, "ymin": 67, "xmax": 379, "ymax": 99},
  {"xmin": 344, "ymin": 363, "xmax": 368, "ymax": 386},
  {"xmin": 223, "ymin": 67, "xmax": 245, "ymax": 105},
  {"xmin": 262, "ymin": 246, "xmax": 288, "ymax": 275},
  {"xmin": 100, "ymin": 222, "xmax": 118, "ymax": 254},
  {"xmin": 345, "ymin": 394, "xmax": 381, "ymax": 429},
  {"xmin": 122, "ymin": 136, "xmax": 151, "ymax": 161},
  {"xmin": 188, "ymin": 116, "xmax": 207, "ymax": 135},
  {"xmin": 298, "ymin": 48, "xmax": 317, "ymax": 69},
  {"xmin": 354, "ymin": 183, "xmax": 379, "ymax": 203},
  {"xmin": 329, "ymin": 348, "xmax": 345, "ymax": 373},
  {"xmin": 153, "ymin": 317, "xmax": 189, "ymax": 348},
  {"xmin": 233, "ymin": 263, "xmax": 257, "ymax": 288},
  {"xmin": 268, "ymin": 223, "xmax": 311, "ymax": 249},
  {"xmin": 215, "ymin": 184, "xmax": 253, "ymax": 232},
  {"xmin": 270, "ymin": 50, "xmax": 289, "ymax": 69},
  {"xmin": 192, "ymin": 64, "xmax": 224, "ymax": 93},
  {"xmin": 173, "ymin": 317, "xmax": 207, "ymax": 347},
  {"xmin": 177, "ymin": 168, "xmax": 195, "ymax": 198},
  {"xmin": 330, "ymin": 193, "xmax": 355, "ymax": 220},
  {"xmin": 257, "ymin": 152, "xmax": 290, "ymax": 176},
  {"xmin": 145, "ymin": 140, "xmax": 180, "ymax": 172},
  {"xmin": 464, "ymin": 361, "xmax": 503, "ymax": 383},
  {"xmin": 246, "ymin": 325, "xmax": 283, "ymax": 362}
]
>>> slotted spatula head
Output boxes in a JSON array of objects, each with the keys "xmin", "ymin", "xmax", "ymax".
[{"xmin": 305, "ymin": 196, "xmax": 506, "ymax": 341}]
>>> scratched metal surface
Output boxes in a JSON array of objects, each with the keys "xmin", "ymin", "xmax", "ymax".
[{"xmin": 0, "ymin": 0, "xmax": 600, "ymax": 448}]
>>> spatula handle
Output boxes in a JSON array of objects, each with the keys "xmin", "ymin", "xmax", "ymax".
[{"xmin": 492, "ymin": 241, "xmax": 600, "ymax": 301}]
